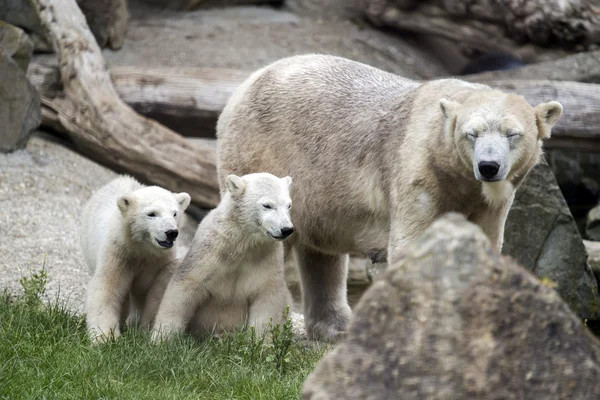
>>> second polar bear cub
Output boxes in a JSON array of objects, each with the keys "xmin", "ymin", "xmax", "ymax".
[
  {"xmin": 80, "ymin": 175, "xmax": 191, "ymax": 343},
  {"xmin": 151, "ymin": 172, "xmax": 294, "ymax": 341}
]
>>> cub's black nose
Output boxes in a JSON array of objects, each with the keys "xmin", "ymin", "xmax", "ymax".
[
  {"xmin": 280, "ymin": 227, "xmax": 294, "ymax": 238},
  {"xmin": 165, "ymin": 229, "xmax": 179, "ymax": 241},
  {"xmin": 478, "ymin": 161, "xmax": 500, "ymax": 179}
]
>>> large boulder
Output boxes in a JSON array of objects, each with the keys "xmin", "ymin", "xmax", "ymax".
[
  {"xmin": 0, "ymin": 50, "xmax": 40, "ymax": 152},
  {"xmin": 504, "ymin": 163, "xmax": 600, "ymax": 319},
  {"xmin": 0, "ymin": 0, "xmax": 52, "ymax": 52},
  {"xmin": 77, "ymin": 0, "xmax": 129, "ymax": 50},
  {"xmin": 303, "ymin": 213, "xmax": 600, "ymax": 400},
  {"xmin": 0, "ymin": 21, "xmax": 34, "ymax": 71},
  {"xmin": 0, "ymin": 0, "xmax": 129, "ymax": 51}
]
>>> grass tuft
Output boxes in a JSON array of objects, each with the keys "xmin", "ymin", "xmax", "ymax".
[{"xmin": 0, "ymin": 268, "xmax": 328, "ymax": 399}]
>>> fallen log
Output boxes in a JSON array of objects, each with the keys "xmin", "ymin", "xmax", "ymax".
[
  {"xmin": 30, "ymin": 62, "xmax": 600, "ymax": 153},
  {"xmin": 465, "ymin": 50, "xmax": 600, "ymax": 83},
  {"xmin": 28, "ymin": 62, "xmax": 251, "ymax": 138},
  {"xmin": 361, "ymin": 0, "xmax": 599, "ymax": 62},
  {"xmin": 30, "ymin": 0, "xmax": 220, "ymax": 209}
]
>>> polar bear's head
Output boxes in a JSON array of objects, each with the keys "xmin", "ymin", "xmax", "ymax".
[
  {"xmin": 440, "ymin": 92, "xmax": 562, "ymax": 183},
  {"xmin": 117, "ymin": 186, "xmax": 191, "ymax": 250},
  {"xmin": 225, "ymin": 173, "xmax": 294, "ymax": 241}
]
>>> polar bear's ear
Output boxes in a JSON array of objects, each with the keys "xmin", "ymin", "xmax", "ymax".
[
  {"xmin": 176, "ymin": 192, "xmax": 191, "ymax": 211},
  {"xmin": 534, "ymin": 101, "xmax": 563, "ymax": 139},
  {"xmin": 283, "ymin": 176, "xmax": 292, "ymax": 189},
  {"xmin": 439, "ymin": 98, "xmax": 461, "ymax": 119},
  {"xmin": 117, "ymin": 195, "xmax": 133, "ymax": 214},
  {"xmin": 226, "ymin": 174, "xmax": 246, "ymax": 197}
]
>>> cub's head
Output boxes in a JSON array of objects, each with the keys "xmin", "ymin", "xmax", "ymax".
[
  {"xmin": 440, "ymin": 92, "xmax": 563, "ymax": 184},
  {"xmin": 225, "ymin": 173, "xmax": 294, "ymax": 241},
  {"xmin": 117, "ymin": 186, "xmax": 191, "ymax": 250}
]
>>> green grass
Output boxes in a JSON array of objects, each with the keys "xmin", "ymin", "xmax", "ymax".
[{"xmin": 0, "ymin": 268, "xmax": 329, "ymax": 399}]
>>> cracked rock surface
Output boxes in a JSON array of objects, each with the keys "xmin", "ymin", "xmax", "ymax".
[{"xmin": 303, "ymin": 213, "xmax": 600, "ymax": 400}]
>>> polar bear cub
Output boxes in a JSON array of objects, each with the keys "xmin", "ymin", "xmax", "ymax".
[
  {"xmin": 151, "ymin": 172, "xmax": 293, "ymax": 341},
  {"xmin": 80, "ymin": 175, "xmax": 191, "ymax": 343}
]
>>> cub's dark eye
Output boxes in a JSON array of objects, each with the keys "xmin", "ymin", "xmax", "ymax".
[
  {"xmin": 174, "ymin": 212, "xmax": 177, "ymax": 217},
  {"xmin": 288, "ymin": 204, "xmax": 292, "ymax": 209},
  {"xmin": 147, "ymin": 212, "xmax": 156, "ymax": 217},
  {"xmin": 263, "ymin": 204, "xmax": 272, "ymax": 209}
]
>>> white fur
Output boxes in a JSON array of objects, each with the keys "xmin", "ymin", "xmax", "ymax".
[
  {"xmin": 80, "ymin": 175, "xmax": 190, "ymax": 343},
  {"xmin": 482, "ymin": 181, "xmax": 514, "ymax": 208},
  {"xmin": 150, "ymin": 173, "xmax": 293, "ymax": 341}
]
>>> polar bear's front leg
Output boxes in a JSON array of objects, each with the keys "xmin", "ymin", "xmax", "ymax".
[
  {"xmin": 248, "ymin": 281, "xmax": 291, "ymax": 336},
  {"xmin": 295, "ymin": 244, "xmax": 352, "ymax": 343},
  {"xmin": 86, "ymin": 261, "xmax": 134, "ymax": 344},
  {"xmin": 140, "ymin": 267, "xmax": 173, "ymax": 330},
  {"xmin": 151, "ymin": 277, "xmax": 208, "ymax": 342}
]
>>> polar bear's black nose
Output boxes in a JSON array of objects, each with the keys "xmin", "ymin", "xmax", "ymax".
[
  {"xmin": 478, "ymin": 161, "xmax": 500, "ymax": 179},
  {"xmin": 165, "ymin": 229, "xmax": 179, "ymax": 241},
  {"xmin": 280, "ymin": 227, "xmax": 294, "ymax": 238}
]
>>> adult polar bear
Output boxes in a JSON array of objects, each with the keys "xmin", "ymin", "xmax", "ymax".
[{"xmin": 216, "ymin": 54, "xmax": 563, "ymax": 342}]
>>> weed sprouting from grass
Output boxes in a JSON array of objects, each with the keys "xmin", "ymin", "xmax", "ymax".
[
  {"xmin": 18, "ymin": 255, "xmax": 48, "ymax": 308},
  {"xmin": 1, "ymin": 267, "xmax": 329, "ymax": 399},
  {"xmin": 267, "ymin": 305, "xmax": 295, "ymax": 372}
]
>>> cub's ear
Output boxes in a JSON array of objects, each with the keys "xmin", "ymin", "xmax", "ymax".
[
  {"xmin": 534, "ymin": 101, "xmax": 563, "ymax": 139},
  {"xmin": 283, "ymin": 176, "xmax": 292, "ymax": 189},
  {"xmin": 226, "ymin": 174, "xmax": 246, "ymax": 197},
  {"xmin": 117, "ymin": 195, "xmax": 133, "ymax": 214},
  {"xmin": 175, "ymin": 192, "xmax": 191, "ymax": 211},
  {"xmin": 439, "ymin": 98, "xmax": 461, "ymax": 119}
]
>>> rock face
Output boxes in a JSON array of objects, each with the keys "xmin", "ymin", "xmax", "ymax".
[
  {"xmin": 0, "ymin": 21, "xmax": 34, "ymax": 71},
  {"xmin": 303, "ymin": 213, "xmax": 600, "ymax": 400},
  {"xmin": 0, "ymin": 0, "xmax": 51, "ymax": 52},
  {"xmin": 0, "ymin": 50, "xmax": 40, "ymax": 152},
  {"xmin": 77, "ymin": 0, "xmax": 129, "ymax": 50},
  {"xmin": 0, "ymin": 0, "xmax": 129, "ymax": 51},
  {"xmin": 504, "ymin": 163, "xmax": 600, "ymax": 319}
]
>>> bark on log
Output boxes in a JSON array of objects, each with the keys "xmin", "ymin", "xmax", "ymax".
[
  {"xmin": 31, "ymin": 0, "xmax": 220, "ymax": 208},
  {"xmin": 465, "ymin": 50, "xmax": 600, "ymax": 83},
  {"xmin": 28, "ymin": 62, "xmax": 250, "ymax": 138},
  {"xmin": 29, "ymin": 62, "xmax": 600, "ymax": 153},
  {"xmin": 362, "ymin": 0, "xmax": 600, "ymax": 63}
]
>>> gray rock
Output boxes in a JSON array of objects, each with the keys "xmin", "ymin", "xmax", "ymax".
[
  {"xmin": 587, "ymin": 205, "xmax": 600, "ymax": 241},
  {"xmin": 0, "ymin": 0, "xmax": 51, "ymax": 52},
  {"xmin": 303, "ymin": 213, "xmax": 600, "ymax": 400},
  {"xmin": 0, "ymin": 21, "xmax": 34, "ymax": 71},
  {"xmin": 0, "ymin": 0, "xmax": 129, "ymax": 52},
  {"xmin": 0, "ymin": 0, "xmax": 42, "ymax": 35},
  {"xmin": 504, "ymin": 163, "xmax": 600, "ymax": 319},
  {"xmin": 0, "ymin": 50, "xmax": 40, "ymax": 152},
  {"xmin": 546, "ymin": 149, "xmax": 600, "ymax": 236},
  {"xmin": 77, "ymin": 0, "xmax": 129, "ymax": 50}
]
